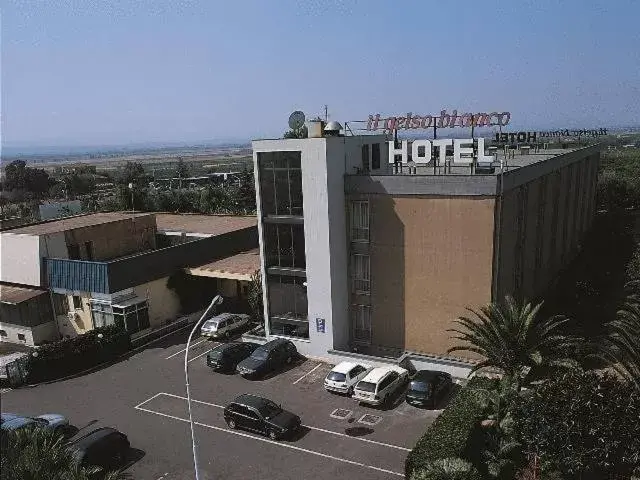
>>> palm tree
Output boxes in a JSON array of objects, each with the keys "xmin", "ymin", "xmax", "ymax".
[
  {"xmin": 448, "ymin": 296, "xmax": 580, "ymax": 389},
  {"xmin": 598, "ymin": 281, "xmax": 640, "ymax": 388},
  {"xmin": 1, "ymin": 427, "xmax": 129, "ymax": 480}
]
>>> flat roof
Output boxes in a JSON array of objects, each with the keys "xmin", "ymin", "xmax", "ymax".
[
  {"xmin": 186, "ymin": 248, "xmax": 260, "ymax": 280},
  {"xmin": 3, "ymin": 212, "xmax": 152, "ymax": 236},
  {"xmin": 155, "ymin": 213, "xmax": 256, "ymax": 236},
  {"xmin": 0, "ymin": 283, "xmax": 49, "ymax": 304}
]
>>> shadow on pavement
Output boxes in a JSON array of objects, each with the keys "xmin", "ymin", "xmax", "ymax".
[
  {"xmin": 287, "ymin": 425, "xmax": 312, "ymax": 442},
  {"xmin": 122, "ymin": 447, "xmax": 146, "ymax": 470},
  {"xmin": 344, "ymin": 426, "xmax": 374, "ymax": 437}
]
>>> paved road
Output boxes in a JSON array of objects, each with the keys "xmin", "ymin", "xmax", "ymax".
[{"xmin": 0, "ymin": 327, "xmax": 440, "ymax": 479}]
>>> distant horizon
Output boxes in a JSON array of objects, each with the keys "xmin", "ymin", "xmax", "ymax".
[{"xmin": 2, "ymin": 122, "xmax": 639, "ymax": 158}]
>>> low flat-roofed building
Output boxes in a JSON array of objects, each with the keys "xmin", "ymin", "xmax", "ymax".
[{"xmin": 1, "ymin": 212, "xmax": 258, "ymax": 345}]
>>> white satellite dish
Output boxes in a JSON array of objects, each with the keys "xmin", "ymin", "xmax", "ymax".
[{"xmin": 288, "ymin": 111, "xmax": 306, "ymax": 130}]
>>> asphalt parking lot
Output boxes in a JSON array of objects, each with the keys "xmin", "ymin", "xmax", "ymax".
[{"xmin": 0, "ymin": 327, "xmax": 443, "ymax": 479}]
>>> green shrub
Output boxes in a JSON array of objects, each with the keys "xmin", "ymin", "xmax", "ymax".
[
  {"xmin": 26, "ymin": 325, "xmax": 130, "ymax": 383},
  {"xmin": 405, "ymin": 376, "xmax": 497, "ymax": 478},
  {"xmin": 410, "ymin": 458, "xmax": 483, "ymax": 480},
  {"xmin": 512, "ymin": 370, "xmax": 640, "ymax": 479}
]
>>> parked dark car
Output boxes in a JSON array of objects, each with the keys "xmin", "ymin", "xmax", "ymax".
[
  {"xmin": 236, "ymin": 338, "xmax": 298, "ymax": 378},
  {"xmin": 207, "ymin": 342, "xmax": 259, "ymax": 372},
  {"xmin": 224, "ymin": 394, "xmax": 301, "ymax": 440},
  {"xmin": 405, "ymin": 370, "xmax": 453, "ymax": 408},
  {"xmin": 68, "ymin": 427, "xmax": 130, "ymax": 470}
]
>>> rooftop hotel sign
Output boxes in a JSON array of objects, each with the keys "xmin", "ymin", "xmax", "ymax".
[
  {"xmin": 389, "ymin": 138, "xmax": 494, "ymax": 166},
  {"xmin": 368, "ymin": 109, "xmax": 511, "ymax": 133}
]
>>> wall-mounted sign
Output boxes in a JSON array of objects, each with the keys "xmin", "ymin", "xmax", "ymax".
[
  {"xmin": 389, "ymin": 138, "xmax": 494, "ymax": 166},
  {"xmin": 368, "ymin": 110, "xmax": 511, "ymax": 133},
  {"xmin": 495, "ymin": 128, "xmax": 608, "ymax": 143},
  {"xmin": 316, "ymin": 318, "xmax": 325, "ymax": 334}
]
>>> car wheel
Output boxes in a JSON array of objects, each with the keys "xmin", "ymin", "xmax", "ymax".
[
  {"xmin": 268, "ymin": 430, "xmax": 279, "ymax": 440},
  {"xmin": 227, "ymin": 418, "xmax": 236, "ymax": 429},
  {"xmin": 347, "ymin": 386, "xmax": 354, "ymax": 396},
  {"xmin": 224, "ymin": 331, "xmax": 231, "ymax": 340}
]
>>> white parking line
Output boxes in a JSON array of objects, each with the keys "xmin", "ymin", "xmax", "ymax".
[
  {"xmin": 135, "ymin": 405, "xmax": 403, "ymax": 477},
  {"xmin": 134, "ymin": 392, "xmax": 165, "ymax": 410},
  {"xmin": 292, "ymin": 363, "xmax": 322, "ymax": 385},
  {"xmin": 187, "ymin": 348, "xmax": 214, "ymax": 364},
  {"xmin": 150, "ymin": 392, "xmax": 410, "ymax": 452},
  {"xmin": 165, "ymin": 338, "xmax": 207, "ymax": 359}
]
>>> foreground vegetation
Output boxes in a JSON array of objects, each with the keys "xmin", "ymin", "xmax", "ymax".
[
  {"xmin": 408, "ymin": 286, "xmax": 640, "ymax": 480},
  {"xmin": 1, "ymin": 428, "xmax": 128, "ymax": 480}
]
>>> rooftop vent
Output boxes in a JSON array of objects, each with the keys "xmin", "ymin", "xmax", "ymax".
[{"xmin": 324, "ymin": 121, "xmax": 343, "ymax": 137}]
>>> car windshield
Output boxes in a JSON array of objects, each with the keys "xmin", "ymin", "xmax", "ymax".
[
  {"xmin": 410, "ymin": 381, "xmax": 431, "ymax": 393},
  {"xmin": 257, "ymin": 400, "xmax": 282, "ymax": 420},
  {"xmin": 203, "ymin": 320, "xmax": 218, "ymax": 329},
  {"xmin": 251, "ymin": 348, "xmax": 269, "ymax": 360},
  {"xmin": 208, "ymin": 348, "xmax": 224, "ymax": 360},
  {"xmin": 326, "ymin": 372, "xmax": 346, "ymax": 382},
  {"xmin": 356, "ymin": 381, "xmax": 376, "ymax": 393}
]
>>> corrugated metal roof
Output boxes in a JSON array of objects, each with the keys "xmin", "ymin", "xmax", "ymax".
[{"xmin": 0, "ymin": 283, "xmax": 48, "ymax": 304}]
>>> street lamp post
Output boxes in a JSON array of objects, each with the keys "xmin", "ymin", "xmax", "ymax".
[{"xmin": 185, "ymin": 295, "xmax": 223, "ymax": 480}]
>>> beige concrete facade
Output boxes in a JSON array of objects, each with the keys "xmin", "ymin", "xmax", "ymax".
[
  {"xmin": 133, "ymin": 276, "xmax": 181, "ymax": 329},
  {"xmin": 57, "ymin": 292, "xmax": 93, "ymax": 338},
  {"xmin": 63, "ymin": 214, "xmax": 157, "ymax": 261},
  {"xmin": 349, "ymin": 150, "xmax": 600, "ymax": 361},
  {"xmin": 354, "ymin": 195, "xmax": 496, "ymax": 357}
]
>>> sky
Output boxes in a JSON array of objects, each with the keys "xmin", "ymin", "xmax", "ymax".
[{"xmin": 2, "ymin": 0, "xmax": 639, "ymax": 151}]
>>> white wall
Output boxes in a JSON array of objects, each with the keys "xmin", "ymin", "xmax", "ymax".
[
  {"xmin": 0, "ymin": 233, "xmax": 42, "ymax": 286},
  {"xmin": 0, "ymin": 321, "xmax": 57, "ymax": 346}
]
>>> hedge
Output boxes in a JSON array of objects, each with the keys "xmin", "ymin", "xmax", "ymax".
[
  {"xmin": 405, "ymin": 376, "xmax": 497, "ymax": 478},
  {"xmin": 26, "ymin": 325, "xmax": 131, "ymax": 383}
]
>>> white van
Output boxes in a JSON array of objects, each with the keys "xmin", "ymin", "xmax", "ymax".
[{"xmin": 353, "ymin": 366, "xmax": 409, "ymax": 405}]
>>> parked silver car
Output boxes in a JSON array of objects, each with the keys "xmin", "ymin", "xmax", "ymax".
[
  {"xmin": 1, "ymin": 412, "xmax": 70, "ymax": 435},
  {"xmin": 200, "ymin": 313, "xmax": 250, "ymax": 339}
]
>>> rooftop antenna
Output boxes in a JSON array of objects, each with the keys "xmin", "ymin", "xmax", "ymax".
[{"xmin": 324, "ymin": 105, "xmax": 328, "ymax": 122}]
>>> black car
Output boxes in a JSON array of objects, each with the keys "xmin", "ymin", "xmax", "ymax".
[
  {"xmin": 236, "ymin": 338, "xmax": 297, "ymax": 378},
  {"xmin": 224, "ymin": 394, "xmax": 301, "ymax": 440},
  {"xmin": 207, "ymin": 342, "xmax": 259, "ymax": 372},
  {"xmin": 405, "ymin": 370, "xmax": 453, "ymax": 408},
  {"xmin": 68, "ymin": 427, "xmax": 130, "ymax": 470}
]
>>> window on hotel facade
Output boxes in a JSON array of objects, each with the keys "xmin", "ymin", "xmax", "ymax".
[
  {"xmin": 350, "ymin": 201, "xmax": 369, "ymax": 241},
  {"xmin": 258, "ymin": 151, "xmax": 303, "ymax": 217},
  {"xmin": 361, "ymin": 144, "xmax": 370, "ymax": 172},
  {"xmin": 267, "ymin": 274, "xmax": 308, "ymax": 339},
  {"xmin": 263, "ymin": 223, "xmax": 306, "ymax": 269},
  {"xmin": 351, "ymin": 254, "xmax": 370, "ymax": 294},
  {"xmin": 352, "ymin": 305, "xmax": 371, "ymax": 344},
  {"xmin": 371, "ymin": 143, "xmax": 381, "ymax": 170}
]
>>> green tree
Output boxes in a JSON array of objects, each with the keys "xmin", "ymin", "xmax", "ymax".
[
  {"xmin": 237, "ymin": 168, "xmax": 256, "ymax": 213},
  {"xmin": 448, "ymin": 296, "xmax": 580, "ymax": 390},
  {"xmin": 283, "ymin": 126, "xmax": 308, "ymax": 139},
  {"xmin": 175, "ymin": 157, "xmax": 189, "ymax": 189},
  {"xmin": 247, "ymin": 270, "xmax": 264, "ymax": 322},
  {"xmin": 117, "ymin": 162, "xmax": 148, "ymax": 186},
  {"xmin": 597, "ymin": 281, "xmax": 640, "ymax": 388},
  {"xmin": 4, "ymin": 160, "xmax": 51, "ymax": 199},
  {"xmin": 410, "ymin": 458, "xmax": 482, "ymax": 480},
  {"xmin": 512, "ymin": 370, "xmax": 640, "ymax": 479},
  {"xmin": 0, "ymin": 427, "xmax": 129, "ymax": 480}
]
